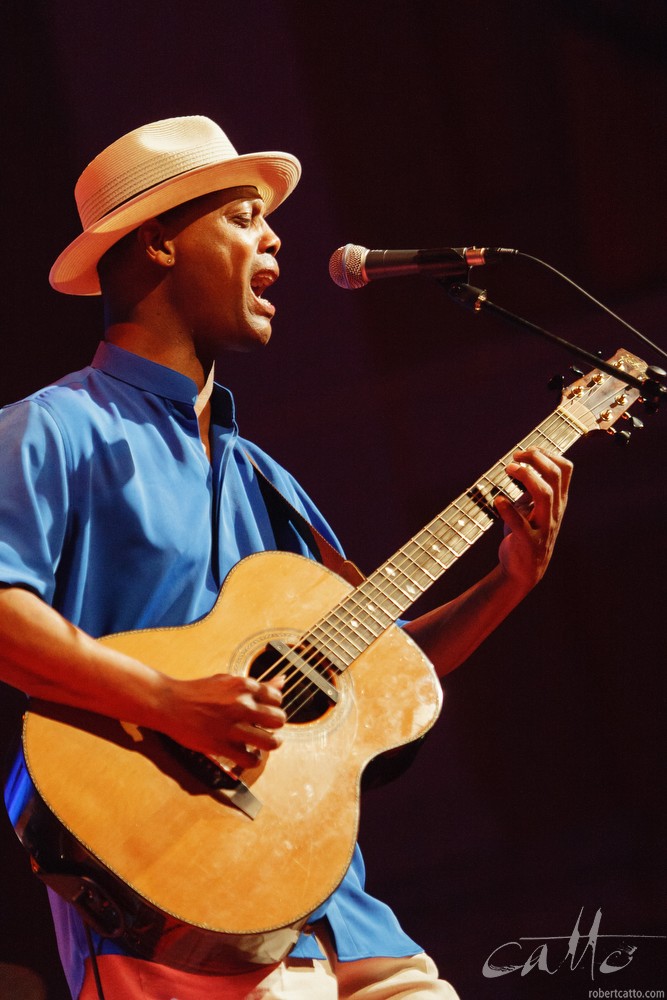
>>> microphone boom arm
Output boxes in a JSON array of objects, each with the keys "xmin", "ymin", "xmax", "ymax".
[{"xmin": 447, "ymin": 282, "xmax": 665, "ymax": 408}]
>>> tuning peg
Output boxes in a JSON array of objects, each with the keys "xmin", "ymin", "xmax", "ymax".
[
  {"xmin": 641, "ymin": 365, "xmax": 667, "ymax": 414},
  {"xmin": 622, "ymin": 413, "xmax": 644, "ymax": 431},
  {"xmin": 613, "ymin": 428, "xmax": 632, "ymax": 446},
  {"xmin": 547, "ymin": 374, "xmax": 565, "ymax": 392},
  {"xmin": 569, "ymin": 366, "xmax": 585, "ymax": 379}
]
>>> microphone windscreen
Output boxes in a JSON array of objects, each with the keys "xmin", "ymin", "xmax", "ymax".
[{"xmin": 329, "ymin": 245, "xmax": 367, "ymax": 289}]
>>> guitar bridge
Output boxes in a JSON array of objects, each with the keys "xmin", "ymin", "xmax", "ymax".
[{"xmin": 157, "ymin": 735, "xmax": 262, "ymax": 819}]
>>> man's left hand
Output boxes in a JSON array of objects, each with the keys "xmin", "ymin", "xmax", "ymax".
[{"xmin": 494, "ymin": 448, "xmax": 573, "ymax": 595}]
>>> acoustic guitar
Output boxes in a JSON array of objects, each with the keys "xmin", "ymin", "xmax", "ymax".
[{"xmin": 5, "ymin": 349, "xmax": 648, "ymax": 973}]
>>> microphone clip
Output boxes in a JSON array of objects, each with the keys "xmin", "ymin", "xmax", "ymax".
[{"xmin": 446, "ymin": 283, "xmax": 488, "ymax": 312}]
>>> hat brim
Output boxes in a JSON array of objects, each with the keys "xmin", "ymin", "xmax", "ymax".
[{"xmin": 49, "ymin": 150, "xmax": 301, "ymax": 296}]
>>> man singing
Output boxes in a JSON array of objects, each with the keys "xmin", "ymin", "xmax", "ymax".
[{"xmin": 0, "ymin": 115, "xmax": 571, "ymax": 998}]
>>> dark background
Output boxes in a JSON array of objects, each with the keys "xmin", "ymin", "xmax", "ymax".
[{"xmin": 1, "ymin": 2, "xmax": 665, "ymax": 997}]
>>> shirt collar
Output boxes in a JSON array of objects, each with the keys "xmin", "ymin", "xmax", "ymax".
[{"xmin": 91, "ymin": 341, "xmax": 235, "ymax": 425}]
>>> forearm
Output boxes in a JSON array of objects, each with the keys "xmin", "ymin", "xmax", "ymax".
[
  {"xmin": 0, "ymin": 585, "xmax": 286, "ymax": 764},
  {"xmin": 403, "ymin": 564, "xmax": 530, "ymax": 678},
  {"xmin": 0, "ymin": 586, "xmax": 168, "ymax": 726}
]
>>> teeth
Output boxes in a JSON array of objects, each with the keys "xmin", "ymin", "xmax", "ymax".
[{"xmin": 251, "ymin": 271, "xmax": 276, "ymax": 297}]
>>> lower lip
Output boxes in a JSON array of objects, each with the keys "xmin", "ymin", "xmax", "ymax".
[{"xmin": 253, "ymin": 294, "xmax": 276, "ymax": 318}]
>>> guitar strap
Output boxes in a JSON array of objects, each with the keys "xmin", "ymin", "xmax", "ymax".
[{"xmin": 248, "ymin": 454, "xmax": 365, "ymax": 587}]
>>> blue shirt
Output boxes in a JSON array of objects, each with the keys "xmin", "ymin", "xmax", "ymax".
[{"xmin": 0, "ymin": 342, "xmax": 419, "ymax": 996}]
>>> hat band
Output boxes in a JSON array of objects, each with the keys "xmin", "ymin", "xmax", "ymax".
[
  {"xmin": 95, "ymin": 161, "xmax": 223, "ymax": 224},
  {"xmin": 77, "ymin": 138, "xmax": 238, "ymax": 230}
]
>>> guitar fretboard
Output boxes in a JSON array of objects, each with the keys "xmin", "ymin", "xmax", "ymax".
[{"xmin": 305, "ymin": 402, "xmax": 589, "ymax": 671}]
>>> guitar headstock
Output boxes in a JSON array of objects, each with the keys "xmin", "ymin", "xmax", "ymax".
[{"xmin": 559, "ymin": 349, "xmax": 648, "ymax": 437}]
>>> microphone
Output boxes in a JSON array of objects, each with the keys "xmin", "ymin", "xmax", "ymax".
[{"xmin": 329, "ymin": 244, "xmax": 518, "ymax": 290}]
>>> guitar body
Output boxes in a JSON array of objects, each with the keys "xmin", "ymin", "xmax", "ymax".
[{"xmin": 16, "ymin": 550, "xmax": 442, "ymax": 971}]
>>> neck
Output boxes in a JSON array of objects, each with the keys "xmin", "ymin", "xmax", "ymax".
[
  {"xmin": 105, "ymin": 321, "xmax": 213, "ymax": 392},
  {"xmin": 105, "ymin": 322, "xmax": 217, "ymax": 462}
]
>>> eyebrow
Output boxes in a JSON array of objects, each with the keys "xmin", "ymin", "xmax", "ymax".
[{"xmin": 223, "ymin": 196, "xmax": 266, "ymax": 214}]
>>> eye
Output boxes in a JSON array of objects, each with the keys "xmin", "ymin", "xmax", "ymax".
[
  {"xmin": 232, "ymin": 213, "xmax": 253, "ymax": 228},
  {"xmin": 226, "ymin": 199, "xmax": 265, "ymax": 229}
]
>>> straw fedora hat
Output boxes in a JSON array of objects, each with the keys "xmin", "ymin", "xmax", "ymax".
[{"xmin": 49, "ymin": 115, "xmax": 301, "ymax": 296}]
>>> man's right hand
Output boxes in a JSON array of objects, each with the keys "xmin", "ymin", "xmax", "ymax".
[
  {"xmin": 0, "ymin": 587, "xmax": 286, "ymax": 772},
  {"xmin": 158, "ymin": 672, "xmax": 287, "ymax": 769}
]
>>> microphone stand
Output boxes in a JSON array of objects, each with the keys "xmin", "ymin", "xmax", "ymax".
[{"xmin": 444, "ymin": 282, "xmax": 666, "ymax": 412}]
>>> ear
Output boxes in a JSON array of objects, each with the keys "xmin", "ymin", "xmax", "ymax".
[{"xmin": 138, "ymin": 219, "xmax": 176, "ymax": 269}]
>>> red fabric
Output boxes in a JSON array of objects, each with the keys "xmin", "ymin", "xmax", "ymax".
[{"xmin": 79, "ymin": 955, "xmax": 281, "ymax": 999}]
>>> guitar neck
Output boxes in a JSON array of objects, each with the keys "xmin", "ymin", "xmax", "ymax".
[
  {"xmin": 307, "ymin": 404, "xmax": 589, "ymax": 671},
  {"xmin": 370, "ymin": 405, "xmax": 585, "ymax": 604},
  {"xmin": 305, "ymin": 348, "xmax": 646, "ymax": 671}
]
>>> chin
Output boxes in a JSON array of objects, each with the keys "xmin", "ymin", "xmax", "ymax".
[
  {"xmin": 202, "ymin": 322, "xmax": 273, "ymax": 357},
  {"xmin": 246, "ymin": 319, "xmax": 273, "ymax": 350},
  {"xmin": 222, "ymin": 329, "xmax": 273, "ymax": 355}
]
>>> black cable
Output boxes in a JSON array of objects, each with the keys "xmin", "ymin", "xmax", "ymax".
[
  {"xmin": 516, "ymin": 251, "xmax": 667, "ymax": 363},
  {"xmin": 83, "ymin": 923, "xmax": 106, "ymax": 1000}
]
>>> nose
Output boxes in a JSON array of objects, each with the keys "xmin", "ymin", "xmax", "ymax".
[{"xmin": 260, "ymin": 221, "xmax": 281, "ymax": 257}]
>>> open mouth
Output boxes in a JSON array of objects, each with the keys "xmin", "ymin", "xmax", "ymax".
[
  {"xmin": 249, "ymin": 269, "xmax": 278, "ymax": 319},
  {"xmin": 250, "ymin": 270, "xmax": 277, "ymax": 303}
]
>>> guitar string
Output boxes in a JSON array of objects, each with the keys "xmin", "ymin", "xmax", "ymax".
[
  {"xmin": 277, "ymin": 449, "xmax": 571, "ymax": 717},
  {"xmin": 266, "ymin": 407, "xmax": 584, "ymax": 720},
  {"xmin": 270, "ymin": 412, "xmax": 573, "ymax": 720},
  {"xmin": 256, "ymin": 379, "xmax": 630, "ymax": 721}
]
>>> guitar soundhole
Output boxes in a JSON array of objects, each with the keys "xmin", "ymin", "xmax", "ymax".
[{"xmin": 249, "ymin": 644, "xmax": 338, "ymax": 724}]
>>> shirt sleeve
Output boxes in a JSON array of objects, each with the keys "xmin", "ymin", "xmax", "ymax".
[{"xmin": 0, "ymin": 399, "xmax": 70, "ymax": 604}]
